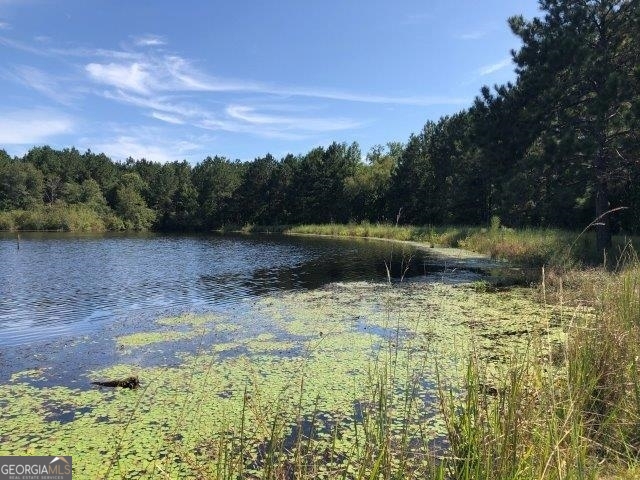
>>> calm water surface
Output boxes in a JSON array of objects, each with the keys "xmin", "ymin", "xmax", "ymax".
[{"xmin": 0, "ymin": 233, "xmax": 453, "ymax": 348}]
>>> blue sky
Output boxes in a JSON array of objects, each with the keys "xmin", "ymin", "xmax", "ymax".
[{"xmin": 0, "ymin": 0, "xmax": 542, "ymax": 163}]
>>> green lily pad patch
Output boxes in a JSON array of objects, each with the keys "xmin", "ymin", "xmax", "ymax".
[{"xmin": 0, "ymin": 277, "xmax": 580, "ymax": 478}]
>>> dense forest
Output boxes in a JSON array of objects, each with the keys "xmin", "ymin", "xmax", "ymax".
[{"xmin": 1, "ymin": 0, "xmax": 639, "ymax": 252}]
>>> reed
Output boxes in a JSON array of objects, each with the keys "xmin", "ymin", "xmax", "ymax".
[
  {"xmin": 283, "ymin": 222, "xmax": 638, "ymax": 267},
  {"xmin": 434, "ymin": 256, "xmax": 640, "ymax": 480}
]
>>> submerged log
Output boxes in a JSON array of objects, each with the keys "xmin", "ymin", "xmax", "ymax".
[{"xmin": 91, "ymin": 376, "xmax": 140, "ymax": 389}]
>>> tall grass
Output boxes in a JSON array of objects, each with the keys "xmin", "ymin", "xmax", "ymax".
[
  {"xmin": 275, "ymin": 267, "xmax": 634, "ymax": 478},
  {"xmin": 436, "ymin": 258, "xmax": 640, "ymax": 480},
  {"xmin": 283, "ymin": 222, "xmax": 637, "ymax": 267}
]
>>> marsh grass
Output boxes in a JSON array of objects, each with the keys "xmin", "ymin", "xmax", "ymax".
[
  {"xmin": 280, "ymin": 222, "xmax": 638, "ymax": 268},
  {"xmin": 433, "ymin": 256, "xmax": 640, "ymax": 480}
]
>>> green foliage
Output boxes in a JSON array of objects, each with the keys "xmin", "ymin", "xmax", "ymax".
[
  {"xmin": 508, "ymin": 0, "xmax": 640, "ymax": 251},
  {"xmin": 437, "ymin": 261, "xmax": 640, "ymax": 480},
  {"xmin": 0, "ymin": 161, "xmax": 44, "ymax": 210},
  {"xmin": 2, "ymin": 204, "xmax": 108, "ymax": 231},
  {"xmin": 0, "ymin": 210, "xmax": 15, "ymax": 230},
  {"xmin": 0, "ymin": 2, "xmax": 638, "ymax": 241},
  {"xmin": 114, "ymin": 173, "xmax": 156, "ymax": 231},
  {"xmin": 192, "ymin": 156, "xmax": 244, "ymax": 228}
]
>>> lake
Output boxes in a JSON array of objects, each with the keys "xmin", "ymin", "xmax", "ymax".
[
  {"xmin": 0, "ymin": 233, "xmax": 559, "ymax": 477},
  {"xmin": 0, "ymin": 232, "xmax": 485, "ymax": 348}
]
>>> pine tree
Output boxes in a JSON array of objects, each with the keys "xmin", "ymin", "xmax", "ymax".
[{"xmin": 510, "ymin": 0, "xmax": 640, "ymax": 254}]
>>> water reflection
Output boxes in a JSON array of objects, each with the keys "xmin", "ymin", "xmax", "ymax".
[{"xmin": 0, "ymin": 232, "xmax": 470, "ymax": 347}]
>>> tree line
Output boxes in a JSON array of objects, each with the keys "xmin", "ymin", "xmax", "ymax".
[{"xmin": 1, "ymin": 0, "xmax": 638, "ymax": 251}]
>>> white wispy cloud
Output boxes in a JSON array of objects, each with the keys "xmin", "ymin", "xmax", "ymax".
[
  {"xmin": 86, "ymin": 127, "xmax": 205, "ymax": 163},
  {"xmin": 84, "ymin": 50, "xmax": 465, "ymax": 107},
  {"xmin": 478, "ymin": 57, "xmax": 512, "ymax": 76},
  {"xmin": 0, "ymin": 21, "xmax": 10, "ymax": 29},
  {"xmin": 52, "ymin": 46, "xmax": 141, "ymax": 60},
  {"xmin": 86, "ymin": 62, "xmax": 152, "ymax": 94},
  {"xmin": 133, "ymin": 34, "xmax": 166, "ymax": 47},
  {"xmin": 103, "ymin": 89, "xmax": 204, "ymax": 119},
  {"xmin": 0, "ymin": 109, "xmax": 73, "ymax": 144},
  {"xmin": 92, "ymin": 136, "xmax": 188, "ymax": 163},
  {"xmin": 150, "ymin": 111, "xmax": 185, "ymax": 125},
  {"xmin": 10, "ymin": 65, "xmax": 78, "ymax": 104},
  {"xmin": 0, "ymin": 35, "xmax": 47, "ymax": 55},
  {"xmin": 1, "ymin": 33, "xmax": 463, "ymax": 147},
  {"xmin": 226, "ymin": 105, "xmax": 361, "ymax": 132},
  {"xmin": 3, "ymin": 33, "xmax": 464, "ymax": 110},
  {"xmin": 270, "ymin": 86, "xmax": 465, "ymax": 106},
  {"xmin": 104, "ymin": 87, "xmax": 360, "ymax": 139}
]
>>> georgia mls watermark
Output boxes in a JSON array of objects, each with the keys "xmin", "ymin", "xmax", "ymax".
[{"xmin": 0, "ymin": 456, "xmax": 72, "ymax": 480}]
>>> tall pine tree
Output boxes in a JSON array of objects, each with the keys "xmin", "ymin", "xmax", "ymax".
[{"xmin": 510, "ymin": 0, "xmax": 640, "ymax": 254}]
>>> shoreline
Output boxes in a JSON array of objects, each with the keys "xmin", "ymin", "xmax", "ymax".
[{"xmin": 282, "ymin": 230, "xmax": 506, "ymax": 270}]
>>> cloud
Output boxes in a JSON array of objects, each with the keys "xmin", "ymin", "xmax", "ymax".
[
  {"xmin": 97, "ymin": 78, "xmax": 363, "ymax": 139},
  {"xmin": 226, "ymin": 105, "xmax": 361, "ymax": 133},
  {"xmin": 101, "ymin": 87, "xmax": 361, "ymax": 139},
  {"xmin": 268, "ymin": 86, "xmax": 465, "ymax": 107},
  {"xmin": 478, "ymin": 57, "xmax": 512, "ymax": 76},
  {"xmin": 4, "ymin": 33, "xmax": 465, "ymax": 109},
  {"xmin": 83, "ymin": 50, "xmax": 465, "ymax": 107},
  {"xmin": 0, "ymin": 109, "xmax": 73, "ymax": 144},
  {"xmin": 1, "ymin": 33, "xmax": 463, "ymax": 147},
  {"xmin": 0, "ymin": 35, "xmax": 46, "ymax": 55},
  {"xmin": 133, "ymin": 34, "xmax": 166, "ymax": 47},
  {"xmin": 0, "ymin": 21, "xmax": 9, "ymax": 29},
  {"xmin": 10, "ymin": 65, "xmax": 78, "ymax": 104},
  {"xmin": 150, "ymin": 111, "xmax": 185, "ymax": 125},
  {"xmin": 87, "ymin": 129, "xmax": 204, "ymax": 163},
  {"xmin": 103, "ymin": 89, "xmax": 206, "ymax": 119},
  {"xmin": 92, "ymin": 136, "xmax": 184, "ymax": 163},
  {"xmin": 86, "ymin": 62, "xmax": 151, "ymax": 94}
]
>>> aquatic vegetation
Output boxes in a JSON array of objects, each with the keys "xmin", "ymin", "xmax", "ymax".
[
  {"xmin": 156, "ymin": 313, "xmax": 224, "ymax": 328},
  {"xmin": 0, "ymin": 277, "xmax": 571, "ymax": 478},
  {"xmin": 115, "ymin": 313, "xmax": 239, "ymax": 348},
  {"xmin": 116, "ymin": 330, "xmax": 202, "ymax": 347}
]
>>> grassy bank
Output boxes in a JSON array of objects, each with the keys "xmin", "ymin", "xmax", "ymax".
[
  {"xmin": 279, "ymin": 222, "xmax": 637, "ymax": 267},
  {"xmin": 5, "ymin": 214, "xmax": 636, "ymax": 268},
  {"xmin": 437, "ymin": 261, "xmax": 640, "ymax": 479},
  {"xmin": 0, "ymin": 204, "xmax": 123, "ymax": 232}
]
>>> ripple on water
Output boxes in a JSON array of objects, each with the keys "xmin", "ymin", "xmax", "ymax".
[{"xmin": 1, "ymin": 232, "xmax": 482, "ymax": 347}]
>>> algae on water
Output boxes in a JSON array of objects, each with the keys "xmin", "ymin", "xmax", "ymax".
[{"xmin": 0, "ymin": 276, "xmax": 572, "ymax": 478}]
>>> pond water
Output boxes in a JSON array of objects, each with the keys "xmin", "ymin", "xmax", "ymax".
[
  {"xmin": 1, "ymin": 233, "xmax": 561, "ymax": 476},
  {"xmin": 0, "ymin": 232, "xmax": 488, "ymax": 348}
]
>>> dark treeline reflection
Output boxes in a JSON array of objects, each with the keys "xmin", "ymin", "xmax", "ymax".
[
  {"xmin": 0, "ymin": 233, "xmax": 443, "ymax": 346},
  {"xmin": 1, "ymin": 1, "xmax": 638, "ymax": 253}
]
